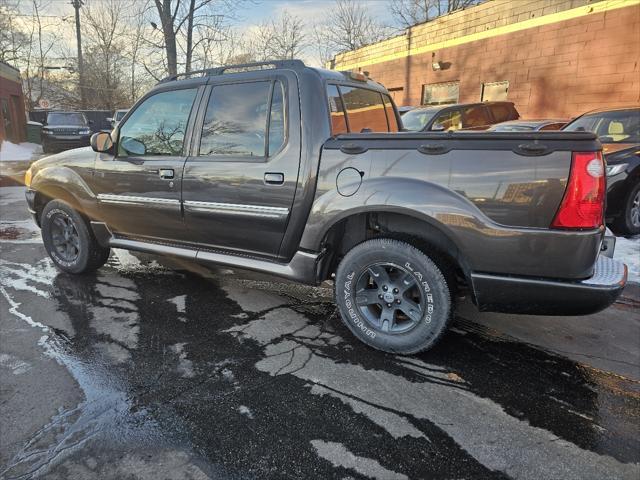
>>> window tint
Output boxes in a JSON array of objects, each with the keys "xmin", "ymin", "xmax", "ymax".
[
  {"xmin": 383, "ymin": 94, "xmax": 399, "ymax": 132},
  {"xmin": 199, "ymin": 82, "xmax": 271, "ymax": 157},
  {"xmin": 488, "ymin": 104, "xmax": 514, "ymax": 123},
  {"xmin": 540, "ymin": 122, "xmax": 564, "ymax": 131},
  {"xmin": 327, "ymin": 85, "xmax": 348, "ymax": 135},
  {"xmin": 48, "ymin": 113, "xmax": 87, "ymax": 126},
  {"xmin": 340, "ymin": 86, "xmax": 389, "ymax": 133},
  {"xmin": 402, "ymin": 109, "xmax": 438, "ymax": 131},
  {"xmin": 462, "ymin": 105, "xmax": 491, "ymax": 128},
  {"xmin": 118, "ymin": 89, "xmax": 196, "ymax": 156},
  {"xmin": 431, "ymin": 110, "xmax": 462, "ymax": 131},
  {"xmin": 564, "ymin": 110, "xmax": 640, "ymax": 143},
  {"xmin": 268, "ymin": 82, "xmax": 285, "ymax": 155}
]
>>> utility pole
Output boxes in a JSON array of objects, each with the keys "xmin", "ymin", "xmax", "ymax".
[{"xmin": 71, "ymin": 0, "xmax": 85, "ymax": 108}]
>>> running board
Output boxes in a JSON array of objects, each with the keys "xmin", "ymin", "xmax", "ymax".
[{"xmin": 91, "ymin": 222, "xmax": 320, "ymax": 284}]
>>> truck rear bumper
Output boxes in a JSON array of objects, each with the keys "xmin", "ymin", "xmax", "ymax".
[{"xmin": 470, "ymin": 255, "xmax": 627, "ymax": 315}]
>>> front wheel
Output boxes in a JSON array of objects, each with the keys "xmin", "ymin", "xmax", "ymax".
[
  {"xmin": 41, "ymin": 200, "xmax": 110, "ymax": 274},
  {"xmin": 335, "ymin": 238, "xmax": 451, "ymax": 354}
]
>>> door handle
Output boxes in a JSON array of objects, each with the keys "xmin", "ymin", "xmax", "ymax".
[
  {"xmin": 417, "ymin": 143, "xmax": 448, "ymax": 155},
  {"xmin": 264, "ymin": 172, "xmax": 284, "ymax": 185},
  {"xmin": 340, "ymin": 143, "xmax": 367, "ymax": 155},
  {"xmin": 159, "ymin": 169, "xmax": 174, "ymax": 179}
]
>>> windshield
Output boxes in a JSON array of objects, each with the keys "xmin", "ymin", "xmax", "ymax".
[
  {"xmin": 47, "ymin": 112, "xmax": 87, "ymax": 126},
  {"xmin": 401, "ymin": 109, "xmax": 438, "ymax": 131},
  {"xmin": 564, "ymin": 109, "xmax": 639, "ymax": 143}
]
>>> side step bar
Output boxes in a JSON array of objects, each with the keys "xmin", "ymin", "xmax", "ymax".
[{"xmin": 92, "ymin": 222, "xmax": 320, "ymax": 284}]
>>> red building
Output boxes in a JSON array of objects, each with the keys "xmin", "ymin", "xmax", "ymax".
[
  {"xmin": 0, "ymin": 61, "xmax": 27, "ymax": 143},
  {"xmin": 330, "ymin": 0, "xmax": 640, "ymax": 119}
]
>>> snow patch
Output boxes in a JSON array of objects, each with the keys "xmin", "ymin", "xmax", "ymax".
[
  {"xmin": 0, "ymin": 353, "xmax": 32, "ymax": 375},
  {"xmin": 614, "ymin": 235, "xmax": 640, "ymax": 284},
  {"xmin": 311, "ymin": 440, "xmax": 409, "ymax": 480},
  {"xmin": 238, "ymin": 405, "xmax": 254, "ymax": 419},
  {"xmin": 0, "ymin": 141, "xmax": 42, "ymax": 161}
]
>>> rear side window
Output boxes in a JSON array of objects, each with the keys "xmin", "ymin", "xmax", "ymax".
[
  {"xmin": 199, "ymin": 82, "xmax": 271, "ymax": 157},
  {"xmin": 462, "ymin": 105, "xmax": 491, "ymax": 128},
  {"xmin": 327, "ymin": 85, "xmax": 348, "ymax": 135},
  {"xmin": 340, "ymin": 86, "xmax": 388, "ymax": 133},
  {"xmin": 489, "ymin": 104, "xmax": 516, "ymax": 123}
]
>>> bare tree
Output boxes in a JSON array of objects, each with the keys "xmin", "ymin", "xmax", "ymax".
[
  {"xmin": 313, "ymin": 0, "xmax": 392, "ymax": 65},
  {"xmin": 152, "ymin": 0, "xmax": 243, "ymax": 76},
  {"xmin": 251, "ymin": 10, "xmax": 306, "ymax": 61},
  {"xmin": 389, "ymin": 0, "xmax": 483, "ymax": 28},
  {"xmin": 0, "ymin": 3, "xmax": 28, "ymax": 64}
]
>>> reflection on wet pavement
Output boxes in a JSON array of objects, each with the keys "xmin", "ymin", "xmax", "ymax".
[{"xmin": 1, "ymin": 244, "xmax": 639, "ymax": 479}]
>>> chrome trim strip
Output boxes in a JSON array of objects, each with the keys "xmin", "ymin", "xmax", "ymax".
[
  {"xmin": 97, "ymin": 194, "xmax": 180, "ymax": 207},
  {"xmin": 183, "ymin": 200, "xmax": 289, "ymax": 218}
]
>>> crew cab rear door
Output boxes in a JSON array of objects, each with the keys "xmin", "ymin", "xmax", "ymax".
[
  {"xmin": 181, "ymin": 72, "xmax": 301, "ymax": 258},
  {"xmin": 93, "ymin": 86, "xmax": 202, "ymax": 240}
]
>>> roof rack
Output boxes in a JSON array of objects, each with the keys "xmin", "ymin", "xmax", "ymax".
[{"xmin": 158, "ymin": 59, "xmax": 306, "ymax": 84}]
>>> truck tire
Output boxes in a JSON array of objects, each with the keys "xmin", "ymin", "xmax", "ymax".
[
  {"xmin": 335, "ymin": 238, "xmax": 451, "ymax": 354},
  {"xmin": 41, "ymin": 200, "xmax": 110, "ymax": 274},
  {"xmin": 612, "ymin": 182, "xmax": 640, "ymax": 236}
]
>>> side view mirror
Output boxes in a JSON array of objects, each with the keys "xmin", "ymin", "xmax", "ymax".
[
  {"xmin": 120, "ymin": 136, "xmax": 146, "ymax": 156},
  {"xmin": 91, "ymin": 131, "xmax": 114, "ymax": 153}
]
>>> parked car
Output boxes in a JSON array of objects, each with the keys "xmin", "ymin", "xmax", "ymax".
[
  {"xmin": 24, "ymin": 60, "xmax": 626, "ymax": 354},
  {"xmin": 397, "ymin": 106, "xmax": 415, "ymax": 116},
  {"xmin": 488, "ymin": 119, "xmax": 567, "ymax": 132},
  {"xmin": 563, "ymin": 107, "xmax": 640, "ymax": 235},
  {"xmin": 41, "ymin": 111, "xmax": 92, "ymax": 153},
  {"xmin": 401, "ymin": 101, "xmax": 519, "ymax": 132},
  {"xmin": 107, "ymin": 109, "xmax": 129, "ymax": 129}
]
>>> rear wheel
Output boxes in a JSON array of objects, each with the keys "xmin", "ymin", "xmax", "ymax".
[
  {"xmin": 335, "ymin": 238, "xmax": 451, "ymax": 354},
  {"xmin": 612, "ymin": 182, "xmax": 640, "ymax": 236},
  {"xmin": 41, "ymin": 200, "xmax": 110, "ymax": 273}
]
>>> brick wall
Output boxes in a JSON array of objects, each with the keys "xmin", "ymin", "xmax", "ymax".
[{"xmin": 331, "ymin": 0, "xmax": 640, "ymax": 119}]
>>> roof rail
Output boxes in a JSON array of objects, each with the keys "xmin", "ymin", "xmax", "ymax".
[{"xmin": 158, "ymin": 59, "xmax": 306, "ymax": 84}]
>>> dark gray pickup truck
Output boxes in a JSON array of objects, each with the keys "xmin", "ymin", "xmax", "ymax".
[{"xmin": 24, "ymin": 60, "xmax": 627, "ymax": 354}]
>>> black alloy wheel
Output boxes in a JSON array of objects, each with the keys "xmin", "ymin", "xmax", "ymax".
[{"xmin": 355, "ymin": 263, "xmax": 425, "ymax": 334}]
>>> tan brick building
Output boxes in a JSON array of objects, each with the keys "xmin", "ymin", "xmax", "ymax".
[{"xmin": 330, "ymin": 0, "xmax": 640, "ymax": 119}]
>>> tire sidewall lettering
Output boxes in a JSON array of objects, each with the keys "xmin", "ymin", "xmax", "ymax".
[
  {"xmin": 45, "ymin": 208, "xmax": 79, "ymax": 268},
  {"xmin": 344, "ymin": 271, "xmax": 377, "ymax": 339}
]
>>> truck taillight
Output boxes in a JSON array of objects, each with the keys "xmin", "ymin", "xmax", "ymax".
[{"xmin": 552, "ymin": 151, "xmax": 605, "ymax": 229}]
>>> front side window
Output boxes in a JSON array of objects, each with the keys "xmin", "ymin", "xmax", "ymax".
[
  {"xmin": 432, "ymin": 110, "xmax": 462, "ymax": 131},
  {"xmin": 564, "ymin": 110, "xmax": 640, "ymax": 143},
  {"xmin": 118, "ymin": 89, "xmax": 196, "ymax": 157}
]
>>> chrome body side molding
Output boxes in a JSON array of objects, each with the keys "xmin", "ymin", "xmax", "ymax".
[
  {"xmin": 183, "ymin": 200, "xmax": 289, "ymax": 219},
  {"xmin": 97, "ymin": 194, "xmax": 180, "ymax": 207}
]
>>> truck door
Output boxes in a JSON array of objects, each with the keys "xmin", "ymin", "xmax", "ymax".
[
  {"xmin": 181, "ymin": 73, "xmax": 301, "ymax": 258},
  {"xmin": 93, "ymin": 87, "xmax": 200, "ymax": 241}
]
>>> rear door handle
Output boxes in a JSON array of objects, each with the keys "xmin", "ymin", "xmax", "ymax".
[
  {"xmin": 159, "ymin": 169, "xmax": 174, "ymax": 179},
  {"xmin": 340, "ymin": 143, "xmax": 367, "ymax": 155},
  {"xmin": 417, "ymin": 143, "xmax": 448, "ymax": 155},
  {"xmin": 264, "ymin": 172, "xmax": 284, "ymax": 185}
]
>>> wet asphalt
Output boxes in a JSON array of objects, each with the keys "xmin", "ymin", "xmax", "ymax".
[{"xmin": 1, "ymin": 186, "xmax": 639, "ymax": 480}]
